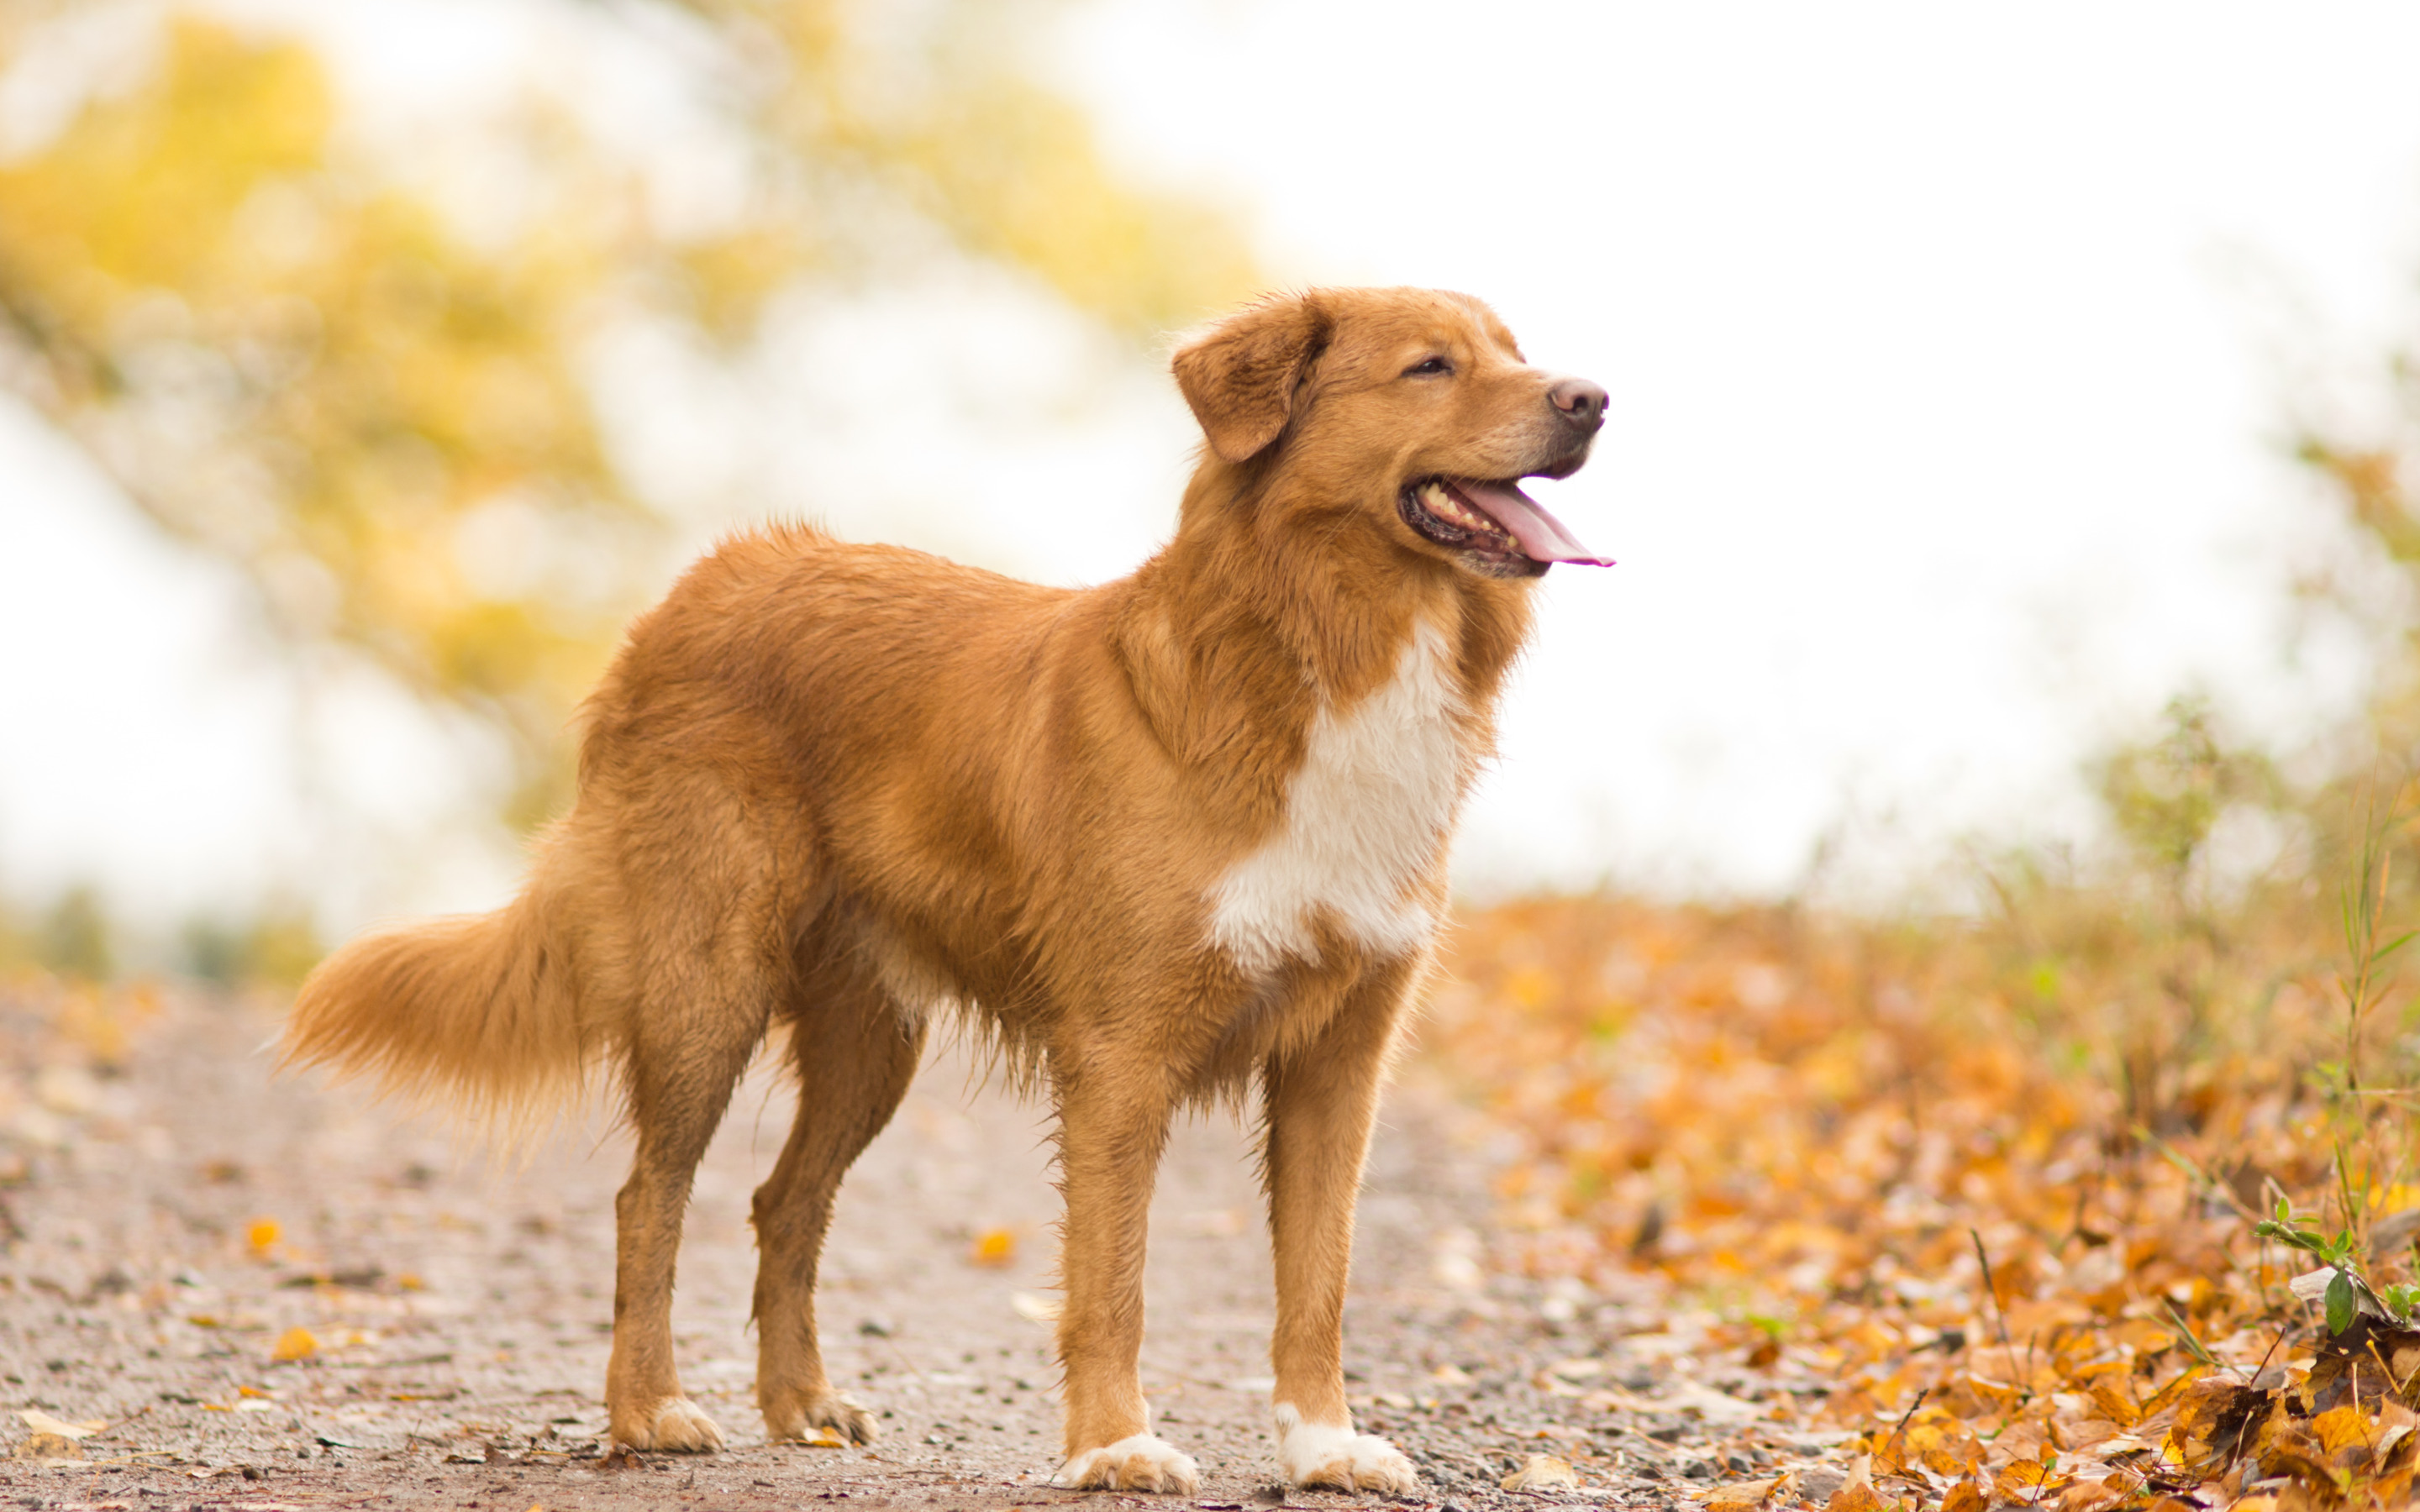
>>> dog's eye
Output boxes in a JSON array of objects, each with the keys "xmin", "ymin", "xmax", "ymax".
[{"xmin": 1402, "ymin": 355, "xmax": 1452, "ymax": 378}]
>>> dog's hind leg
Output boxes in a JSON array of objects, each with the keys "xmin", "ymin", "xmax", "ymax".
[
  {"xmin": 604, "ymin": 954, "xmax": 776, "ymax": 1452},
  {"xmin": 1260, "ymin": 958, "xmax": 1422, "ymax": 1494},
  {"xmin": 750, "ymin": 959, "xmax": 926, "ymax": 1445}
]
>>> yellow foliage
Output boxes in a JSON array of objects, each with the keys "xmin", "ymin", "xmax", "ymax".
[
  {"xmin": 0, "ymin": 4, "xmax": 1259, "ymax": 832},
  {"xmin": 671, "ymin": 0, "xmax": 1258, "ymax": 338},
  {"xmin": 0, "ymin": 18, "xmax": 637, "ymax": 820}
]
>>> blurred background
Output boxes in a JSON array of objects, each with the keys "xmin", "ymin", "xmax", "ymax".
[{"xmin": 4, "ymin": 0, "xmax": 2420, "ymax": 978}]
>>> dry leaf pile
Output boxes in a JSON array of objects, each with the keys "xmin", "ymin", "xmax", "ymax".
[{"xmin": 1427, "ymin": 895, "xmax": 2420, "ymax": 1511}]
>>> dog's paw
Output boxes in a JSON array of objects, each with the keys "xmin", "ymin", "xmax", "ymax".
[
  {"xmin": 614, "ymin": 1397, "xmax": 726, "ymax": 1452},
  {"xmin": 1050, "ymin": 1434, "xmax": 1201, "ymax": 1494},
  {"xmin": 1275, "ymin": 1405, "xmax": 1418, "ymax": 1494},
  {"xmin": 764, "ymin": 1389, "xmax": 878, "ymax": 1446}
]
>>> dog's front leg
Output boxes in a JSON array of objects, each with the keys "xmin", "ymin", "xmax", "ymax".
[
  {"xmin": 1261, "ymin": 972, "xmax": 1421, "ymax": 1494},
  {"xmin": 1048, "ymin": 1075, "xmax": 1197, "ymax": 1494}
]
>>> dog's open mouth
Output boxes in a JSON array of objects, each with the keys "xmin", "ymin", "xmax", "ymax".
[{"xmin": 1398, "ymin": 476, "xmax": 1612, "ymax": 572}]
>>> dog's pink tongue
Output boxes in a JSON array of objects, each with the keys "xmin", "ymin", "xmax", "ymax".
[{"xmin": 1457, "ymin": 480, "xmax": 1613, "ymax": 566}]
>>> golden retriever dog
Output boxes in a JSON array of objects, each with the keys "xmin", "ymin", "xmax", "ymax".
[{"xmin": 283, "ymin": 286, "xmax": 1608, "ymax": 1494}]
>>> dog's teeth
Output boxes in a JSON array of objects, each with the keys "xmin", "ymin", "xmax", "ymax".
[{"xmin": 1417, "ymin": 480, "xmax": 1510, "ymax": 539}]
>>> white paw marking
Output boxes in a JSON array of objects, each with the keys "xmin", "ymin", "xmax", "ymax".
[
  {"xmin": 765, "ymin": 1390, "xmax": 877, "ymax": 1446},
  {"xmin": 1050, "ymin": 1433, "xmax": 1201, "ymax": 1493},
  {"xmin": 632, "ymin": 1396, "xmax": 724, "ymax": 1452},
  {"xmin": 1275, "ymin": 1400, "xmax": 1418, "ymax": 1493},
  {"xmin": 1208, "ymin": 620, "xmax": 1469, "ymax": 972}
]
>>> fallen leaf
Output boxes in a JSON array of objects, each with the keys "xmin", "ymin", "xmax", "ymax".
[
  {"xmin": 271, "ymin": 1326, "xmax": 318, "ymax": 1362},
  {"xmin": 247, "ymin": 1217, "xmax": 281, "ymax": 1253},
  {"xmin": 1875, "ymin": 1405, "xmax": 1981, "ymax": 1477},
  {"xmin": 1502, "ymin": 1452, "xmax": 1580, "ymax": 1490},
  {"xmin": 2162, "ymin": 1378, "xmax": 2270, "ymax": 1480},
  {"xmin": 1826, "ymin": 1481, "xmax": 1887, "ymax": 1512},
  {"xmin": 1704, "ymin": 1473, "xmax": 1786, "ymax": 1510},
  {"xmin": 2053, "ymin": 1478, "xmax": 2125, "ymax": 1512},
  {"xmin": 969, "ymin": 1228, "xmax": 1017, "ymax": 1267},
  {"xmin": 18, "ymin": 1409, "xmax": 105, "ymax": 1438},
  {"xmin": 2085, "ymin": 1378, "xmax": 2141, "ymax": 1428},
  {"xmin": 14, "ymin": 1432, "xmax": 80, "ymax": 1460},
  {"xmin": 2309, "ymin": 1402, "xmax": 2375, "ymax": 1460}
]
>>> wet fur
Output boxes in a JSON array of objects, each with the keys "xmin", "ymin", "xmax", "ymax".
[{"xmin": 283, "ymin": 286, "xmax": 1600, "ymax": 1488}]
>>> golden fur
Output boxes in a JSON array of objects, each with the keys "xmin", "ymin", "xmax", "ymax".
[{"xmin": 283, "ymin": 286, "xmax": 1607, "ymax": 1493}]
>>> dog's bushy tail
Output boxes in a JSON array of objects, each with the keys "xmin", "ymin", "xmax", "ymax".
[{"xmin": 281, "ymin": 879, "xmax": 593, "ymax": 1137}]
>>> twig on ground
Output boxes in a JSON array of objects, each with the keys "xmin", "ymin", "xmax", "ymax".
[
  {"xmin": 1970, "ymin": 1228, "xmax": 2020, "ymax": 1383},
  {"xmin": 1881, "ymin": 1386, "xmax": 1929, "ymax": 1463}
]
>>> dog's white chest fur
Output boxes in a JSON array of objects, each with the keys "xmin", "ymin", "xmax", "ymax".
[{"xmin": 1207, "ymin": 621, "xmax": 1470, "ymax": 973}]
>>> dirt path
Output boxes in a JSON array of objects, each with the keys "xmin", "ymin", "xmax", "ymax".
[{"xmin": 0, "ymin": 981, "xmax": 1835, "ymax": 1509}]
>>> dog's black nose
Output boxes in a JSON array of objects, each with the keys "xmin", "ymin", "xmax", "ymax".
[{"xmin": 1549, "ymin": 378, "xmax": 1607, "ymax": 433}]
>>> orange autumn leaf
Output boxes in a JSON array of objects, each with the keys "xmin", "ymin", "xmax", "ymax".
[
  {"xmin": 2310, "ymin": 1403, "xmax": 2378, "ymax": 1460},
  {"xmin": 1707, "ymin": 1473, "xmax": 1796, "ymax": 1512},
  {"xmin": 1826, "ymin": 1480, "xmax": 1888, "ymax": 1512},
  {"xmin": 1994, "ymin": 1457, "xmax": 2060, "ymax": 1503},
  {"xmin": 271, "ymin": 1326, "xmax": 318, "ymax": 1362},
  {"xmin": 2053, "ymin": 1479, "xmax": 2126, "ymax": 1512},
  {"xmin": 1875, "ymin": 1406, "xmax": 1982, "ymax": 1478},
  {"xmin": 2086, "ymin": 1378, "xmax": 2141, "ymax": 1428}
]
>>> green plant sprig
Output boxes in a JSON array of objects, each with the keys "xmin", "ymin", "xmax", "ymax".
[{"xmin": 2254, "ymin": 1198, "xmax": 2420, "ymax": 1332}]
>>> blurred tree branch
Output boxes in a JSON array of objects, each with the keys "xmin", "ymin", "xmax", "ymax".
[
  {"xmin": 2300, "ymin": 348, "xmax": 2420, "ymax": 768},
  {"xmin": 0, "ymin": 2, "xmax": 1257, "ymax": 830}
]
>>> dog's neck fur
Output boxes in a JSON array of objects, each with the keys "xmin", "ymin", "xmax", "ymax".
[{"xmin": 1109, "ymin": 451, "xmax": 1534, "ymax": 841}]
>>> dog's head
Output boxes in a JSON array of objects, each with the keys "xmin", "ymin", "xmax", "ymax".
[{"xmin": 1171, "ymin": 287, "xmax": 1608, "ymax": 580}]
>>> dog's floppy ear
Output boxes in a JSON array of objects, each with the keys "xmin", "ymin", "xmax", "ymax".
[{"xmin": 1171, "ymin": 293, "xmax": 1332, "ymax": 464}]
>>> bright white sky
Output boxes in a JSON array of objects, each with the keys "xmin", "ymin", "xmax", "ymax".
[{"xmin": 4, "ymin": 0, "xmax": 2420, "ymax": 935}]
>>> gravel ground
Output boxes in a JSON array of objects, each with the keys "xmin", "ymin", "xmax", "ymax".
[{"xmin": 0, "ymin": 981, "xmax": 1848, "ymax": 1509}]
